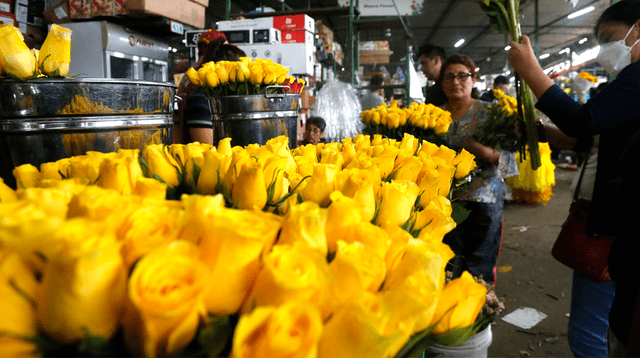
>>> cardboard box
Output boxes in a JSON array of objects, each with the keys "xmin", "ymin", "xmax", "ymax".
[
  {"xmin": 0, "ymin": 0, "xmax": 11, "ymax": 13},
  {"xmin": 15, "ymin": 3, "xmax": 44, "ymax": 26},
  {"xmin": 359, "ymin": 49, "xmax": 393, "ymax": 64},
  {"xmin": 126, "ymin": 0, "xmax": 205, "ymax": 29},
  {"xmin": 273, "ymin": 14, "xmax": 314, "ymax": 33},
  {"xmin": 90, "ymin": 0, "xmax": 128, "ymax": 16},
  {"xmin": 216, "ymin": 18, "xmax": 274, "ymax": 31},
  {"xmin": 43, "ymin": 1, "xmax": 71, "ymax": 24},
  {"xmin": 0, "ymin": 10, "xmax": 14, "ymax": 25},
  {"xmin": 359, "ymin": 41, "xmax": 390, "ymax": 50},
  {"xmin": 69, "ymin": 0, "xmax": 92, "ymax": 18},
  {"xmin": 281, "ymin": 30, "xmax": 314, "ymax": 44}
]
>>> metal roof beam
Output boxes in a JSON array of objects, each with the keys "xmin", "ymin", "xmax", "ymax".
[{"xmin": 424, "ymin": 0, "xmax": 463, "ymax": 44}]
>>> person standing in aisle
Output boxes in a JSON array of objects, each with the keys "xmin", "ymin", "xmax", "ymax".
[
  {"xmin": 507, "ymin": 1, "xmax": 640, "ymax": 355},
  {"xmin": 437, "ymin": 54, "xmax": 518, "ymax": 286},
  {"xmin": 479, "ymin": 75, "xmax": 510, "ymax": 102},
  {"xmin": 418, "ymin": 43, "xmax": 447, "ymax": 106},
  {"xmin": 360, "ymin": 74, "xmax": 386, "ymax": 111}
]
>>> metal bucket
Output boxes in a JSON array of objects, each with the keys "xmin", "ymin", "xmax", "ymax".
[
  {"xmin": 0, "ymin": 79, "xmax": 175, "ymax": 188},
  {"xmin": 209, "ymin": 89, "xmax": 300, "ymax": 148}
]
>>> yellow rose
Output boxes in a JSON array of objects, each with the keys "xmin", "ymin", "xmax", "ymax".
[
  {"xmin": 223, "ymin": 146, "xmax": 250, "ymax": 193},
  {"xmin": 452, "ymin": 149, "xmax": 476, "ymax": 179},
  {"xmin": 321, "ymin": 241, "xmax": 386, "ymax": 319},
  {"xmin": 243, "ymin": 243, "xmax": 331, "ymax": 313},
  {"xmin": 96, "ymin": 155, "xmax": 140, "ymax": 195},
  {"xmin": 413, "ymin": 200, "xmax": 457, "ymax": 242},
  {"xmin": 135, "ymin": 176, "xmax": 168, "ymax": 200},
  {"xmin": 178, "ymin": 194, "xmax": 225, "ymax": 244},
  {"xmin": 293, "ymin": 144, "xmax": 318, "ymax": 163},
  {"xmin": 430, "ymin": 271, "xmax": 488, "ymax": 335},
  {"xmin": 17, "ymin": 186, "xmax": 73, "ymax": 219},
  {"xmin": 236, "ymin": 61, "xmax": 250, "ymax": 82},
  {"xmin": 199, "ymin": 208, "xmax": 283, "ymax": 315},
  {"xmin": 0, "ymin": 24, "xmax": 36, "ymax": 80},
  {"xmin": 170, "ymin": 142, "xmax": 210, "ymax": 188},
  {"xmin": 263, "ymin": 156, "xmax": 291, "ymax": 205},
  {"xmin": 123, "ymin": 241, "xmax": 208, "ymax": 357},
  {"xmin": 186, "ymin": 67, "xmax": 202, "ymax": 86},
  {"xmin": 37, "ymin": 219, "xmax": 127, "ymax": 344},
  {"xmin": 119, "ymin": 205, "xmax": 186, "ymax": 268},
  {"xmin": 318, "ymin": 291, "xmax": 404, "ymax": 358},
  {"xmin": 232, "ymin": 301, "xmax": 323, "ymax": 358},
  {"xmin": 264, "ymin": 136, "xmax": 297, "ymax": 172},
  {"xmin": 325, "ymin": 191, "xmax": 362, "ymax": 253},
  {"xmin": 232, "ymin": 161, "xmax": 268, "ymax": 210},
  {"xmin": 434, "ymin": 160, "xmax": 455, "ymax": 197},
  {"xmin": 0, "ymin": 177, "xmax": 18, "ymax": 203},
  {"xmin": 196, "ymin": 150, "xmax": 229, "ymax": 195},
  {"xmin": 66, "ymin": 151, "xmax": 107, "ymax": 183},
  {"xmin": 351, "ymin": 221, "xmax": 392, "ymax": 261},
  {"xmin": 319, "ymin": 148, "xmax": 344, "ymax": 167},
  {"xmin": 381, "ymin": 223, "xmax": 412, "ymax": 275},
  {"xmin": 12, "ymin": 164, "xmax": 40, "ymax": 189},
  {"xmin": 215, "ymin": 62, "xmax": 229, "ymax": 84},
  {"xmin": 300, "ymin": 164, "xmax": 338, "ymax": 207},
  {"xmin": 393, "ymin": 156, "xmax": 423, "ymax": 183},
  {"xmin": 279, "ymin": 201, "xmax": 328, "ymax": 255},
  {"xmin": 249, "ymin": 63, "xmax": 264, "ymax": 84},
  {"xmin": 38, "ymin": 24, "xmax": 72, "ymax": 76},
  {"xmin": 0, "ymin": 250, "xmax": 39, "ymax": 357},
  {"xmin": 40, "ymin": 160, "xmax": 65, "ymax": 181},
  {"xmin": 340, "ymin": 168, "xmax": 377, "ymax": 222},
  {"xmin": 67, "ymin": 185, "xmax": 138, "ymax": 233},
  {"xmin": 375, "ymin": 180, "xmax": 420, "ymax": 227},
  {"xmin": 142, "ymin": 144, "xmax": 181, "ymax": 187}
]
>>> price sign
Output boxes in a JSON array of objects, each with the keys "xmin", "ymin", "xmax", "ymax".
[
  {"xmin": 170, "ymin": 21, "xmax": 184, "ymax": 35},
  {"xmin": 184, "ymin": 30, "xmax": 209, "ymax": 48}
]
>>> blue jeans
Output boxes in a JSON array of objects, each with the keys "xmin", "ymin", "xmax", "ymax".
[{"xmin": 568, "ymin": 271, "xmax": 616, "ymax": 358}]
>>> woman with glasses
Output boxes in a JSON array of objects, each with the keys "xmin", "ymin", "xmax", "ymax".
[{"xmin": 438, "ymin": 54, "xmax": 518, "ymax": 286}]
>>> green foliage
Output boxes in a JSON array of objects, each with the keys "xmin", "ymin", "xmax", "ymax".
[{"xmin": 472, "ymin": 103, "xmax": 521, "ymax": 153}]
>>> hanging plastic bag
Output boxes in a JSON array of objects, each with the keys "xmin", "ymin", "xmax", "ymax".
[{"xmin": 310, "ymin": 77, "xmax": 363, "ymax": 142}]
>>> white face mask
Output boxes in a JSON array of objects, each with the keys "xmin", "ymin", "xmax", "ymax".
[{"xmin": 596, "ymin": 24, "xmax": 640, "ymax": 77}]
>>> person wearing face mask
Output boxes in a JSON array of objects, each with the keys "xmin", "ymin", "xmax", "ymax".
[
  {"xmin": 508, "ymin": 1, "xmax": 640, "ymax": 356},
  {"xmin": 437, "ymin": 54, "xmax": 518, "ymax": 287}
]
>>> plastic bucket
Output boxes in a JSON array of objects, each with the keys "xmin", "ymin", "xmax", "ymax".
[
  {"xmin": 424, "ymin": 325, "xmax": 493, "ymax": 358},
  {"xmin": 208, "ymin": 90, "xmax": 300, "ymax": 149}
]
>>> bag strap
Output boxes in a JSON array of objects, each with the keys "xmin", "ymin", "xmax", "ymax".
[{"xmin": 573, "ymin": 152, "xmax": 590, "ymax": 201}]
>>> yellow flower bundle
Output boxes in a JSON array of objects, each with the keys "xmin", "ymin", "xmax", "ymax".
[
  {"xmin": 505, "ymin": 142, "xmax": 556, "ymax": 205},
  {"xmin": 1, "ymin": 133, "xmax": 487, "ymax": 357},
  {"xmin": 361, "ymin": 101, "xmax": 452, "ymax": 143},
  {"xmin": 0, "ymin": 23, "xmax": 72, "ymax": 80},
  {"xmin": 186, "ymin": 57, "xmax": 305, "ymax": 96},
  {"xmin": 578, "ymin": 71, "xmax": 598, "ymax": 83}
]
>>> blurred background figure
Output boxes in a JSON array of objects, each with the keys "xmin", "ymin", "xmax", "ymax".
[
  {"xmin": 360, "ymin": 74, "xmax": 386, "ymax": 111},
  {"xmin": 479, "ymin": 75, "xmax": 510, "ymax": 102},
  {"xmin": 298, "ymin": 116, "xmax": 326, "ymax": 146},
  {"xmin": 417, "ymin": 43, "xmax": 447, "ymax": 106}
]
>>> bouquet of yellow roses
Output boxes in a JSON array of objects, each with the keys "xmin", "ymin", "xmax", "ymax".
[
  {"xmin": 1, "ymin": 133, "xmax": 492, "ymax": 358},
  {"xmin": 185, "ymin": 57, "xmax": 305, "ymax": 96},
  {"xmin": 361, "ymin": 101, "xmax": 452, "ymax": 145},
  {"xmin": 473, "ymin": 89, "xmax": 522, "ymax": 160}
]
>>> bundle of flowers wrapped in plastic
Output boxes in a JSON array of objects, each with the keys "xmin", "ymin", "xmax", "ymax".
[
  {"xmin": 185, "ymin": 57, "xmax": 305, "ymax": 96},
  {"xmin": 361, "ymin": 101, "xmax": 452, "ymax": 145},
  {"xmin": 505, "ymin": 142, "xmax": 556, "ymax": 205},
  {"xmin": 1, "ymin": 133, "xmax": 495, "ymax": 358},
  {"xmin": 0, "ymin": 23, "xmax": 72, "ymax": 80}
]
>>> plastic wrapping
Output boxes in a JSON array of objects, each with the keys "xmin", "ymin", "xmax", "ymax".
[
  {"xmin": 572, "ymin": 75, "xmax": 595, "ymax": 103},
  {"xmin": 310, "ymin": 77, "xmax": 363, "ymax": 142}
]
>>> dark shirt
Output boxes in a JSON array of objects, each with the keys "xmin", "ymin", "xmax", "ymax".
[
  {"xmin": 479, "ymin": 90, "xmax": 495, "ymax": 102},
  {"xmin": 536, "ymin": 60, "xmax": 640, "ymax": 346},
  {"xmin": 424, "ymin": 81, "xmax": 447, "ymax": 106},
  {"xmin": 183, "ymin": 89, "xmax": 213, "ymax": 132}
]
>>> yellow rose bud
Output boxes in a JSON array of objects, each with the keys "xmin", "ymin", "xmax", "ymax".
[
  {"xmin": 38, "ymin": 24, "xmax": 72, "ymax": 76},
  {"xmin": 223, "ymin": 146, "xmax": 250, "ymax": 193},
  {"xmin": 66, "ymin": 151, "xmax": 106, "ymax": 183},
  {"xmin": 135, "ymin": 176, "xmax": 168, "ymax": 200},
  {"xmin": 124, "ymin": 241, "xmax": 208, "ymax": 357},
  {"xmin": 0, "ymin": 177, "xmax": 18, "ymax": 203},
  {"xmin": 37, "ymin": 219, "xmax": 127, "ymax": 344},
  {"xmin": 381, "ymin": 223, "xmax": 412, "ymax": 275},
  {"xmin": 279, "ymin": 201, "xmax": 329, "ymax": 255},
  {"xmin": 414, "ymin": 200, "xmax": 457, "ymax": 242},
  {"xmin": 243, "ymin": 243, "xmax": 331, "ymax": 313},
  {"xmin": 200, "ymin": 208, "xmax": 282, "ymax": 315},
  {"xmin": 196, "ymin": 150, "xmax": 229, "ymax": 195},
  {"xmin": 300, "ymin": 164, "xmax": 339, "ymax": 206},
  {"xmin": 12, "ymin": 164, "xmax": 40, "ymax": 189},
  {"xmin": 0, "ymin": 250, "xmax": 39, "ymax": 357},
  {"xmin": 318, "ymin": 291, "xmax": 403, "ymax": 358},
  {"xmin": 17, "ymin": 186, "xmax": 73, "ymax": 219},
  {"xmin": 452, "ymin": 149, "xmax": 477, "ymax": 179},
  {"xmin": 232, "ymin": 301, "xmax": 323, "ymax": 358},
  {"xmin": 435, "ymin": 160, "xmax": 455, "ymax": 197},
  {"xmin": 351, "ymin": 221, "xmax": 392, "ymax": 261},
  {"xmin": 185, "ymin": 67, "xmax": 201, "ymax": 86},
  {"xmin": 142, "ymin": 144, "xmax": 181, "ymax": 187},
  {"xmin": 96, "ymin": 155, "xmax": 138, "ymax": 195},
  {"xmin": 375, "ymin": 180, "xmax": 420, "ymax": 227},
  {"xmin": 340, "ymin": 168, "xmax": 376, "ymax": 222},
  {"xmin": 393, "ymin": 156, "xmax": 423, "ymax": 183},
  {"xmin": 0, "ymin": 24, "xmax": 36, "ymax": 80},
  {"xmin": 205, "ymin": 69, "xmax": 220, "ymax": 88},
  {"xmin": 215, "ymin": 63, "xmax": 229, "ymax": 84},
  {"xmin": 236, "ymin": 61, "xmax": 250, "ymax": 82},
  {"xmin": 325, "ymin": 191, "xmax": 362, "ymax": 253},
  {"xmin": 232, "ymin": 161, "xmax": 268, "ymax": 210},
  {"xmin": 430, "ymin": 271, "xmax": 488, "ymax": 335}
]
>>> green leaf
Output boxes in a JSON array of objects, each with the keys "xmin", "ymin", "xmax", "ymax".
[
  {"xmin": 76, "ymin": 328, "xmax": 113, "ymax": 356},
  {"xmin": 191, "ymin": 161, "xmax": 202, "ymax": 193},
  {"xmin": 451, "ymin": 202, "xmax": 471, "ymax": 224},
  {"xmin": 197, "ymin": 315, "xmax": 233, "ymax": 358}
]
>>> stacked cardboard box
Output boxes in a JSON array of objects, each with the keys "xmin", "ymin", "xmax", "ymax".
[
  {"xmin": 315, "ymin": 20, "xmax": 333, "ymax": 44},
  {"xmin": 359, "ymin": 41, "xmax": 393, "ymax": 64}
]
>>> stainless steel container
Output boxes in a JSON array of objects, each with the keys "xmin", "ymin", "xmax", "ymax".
[
  {"xmin": 0, "ymin": 79, "xmax": 175, "ymax": 188},
  {"xmin": 209, "ymin": 90, "xmax": 300, "ymax": 149}
]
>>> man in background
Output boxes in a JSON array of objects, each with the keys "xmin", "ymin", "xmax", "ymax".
[
  {"xmin": 360, "ymin": 74, "xmax": 386, "ymax": 111},
  {"xmin": 480, "ymin": 75, "xmax": 510, "ymax": 101},
  {"xmin": 418, "ymin": 43, "xmax": 447, "ymax": 106}
]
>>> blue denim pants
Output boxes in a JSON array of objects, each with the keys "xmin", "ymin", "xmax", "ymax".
[{"xmin": 569, "ymin": 271, "xmax": 616, "ymax": 358}]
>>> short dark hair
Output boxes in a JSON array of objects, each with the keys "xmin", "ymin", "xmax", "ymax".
[
  {"xmin": 417, "ymin": 43, "xmax": 446, "ymax": 61},
  {"xmin": 370, "ymin": 74, "xmax": 384, "ymax": 88},
  {"xmin": 439, "ymin": 54, "xmax": 477, "ymax": 83},
  {"xmin": 595, "ymin": 0, "xmax": 640, "ymax": 38},
  {"xmin": 306, "ymin": 116, "xmax": 326, "ymax": 132},
  {"xmin": 494, "ymin": 75, "xmax": 509, "ymax": 86}
]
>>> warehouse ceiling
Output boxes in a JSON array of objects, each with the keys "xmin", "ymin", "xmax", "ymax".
[{"xmin": 220, "ymin": 0, "xmax": 610, "ymax": 77}]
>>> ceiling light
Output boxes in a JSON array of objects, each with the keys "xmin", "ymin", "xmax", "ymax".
[
  {"xmin": 475, "ymin": 67, "xmax": 480, "ymax": 72},
  {"xmin": 568, "ymin": 6, "xmax": 595, "ymax": 19},
  {"xmin": 454, "ymin": 39, "xmax": 465, "ymax": 48},
  {"xmin": 539, "ymin": 53, "xmax": 550, "ymax": 59},
  {"xmin": 504, "ymin": 45, "xmax": 511, "ymax": 51},
  {"xmin": 579, "ymin": 37, "xmax": 588, "ymax": 44},
  {"xmin": 559, "ymin": 48, "xmax": 570, "ymax": 54}
]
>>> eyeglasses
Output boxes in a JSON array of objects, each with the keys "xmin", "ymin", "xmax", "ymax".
[{"xmin": 442, "ymin": 72, "xmax": 474, "ymax": 83}]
